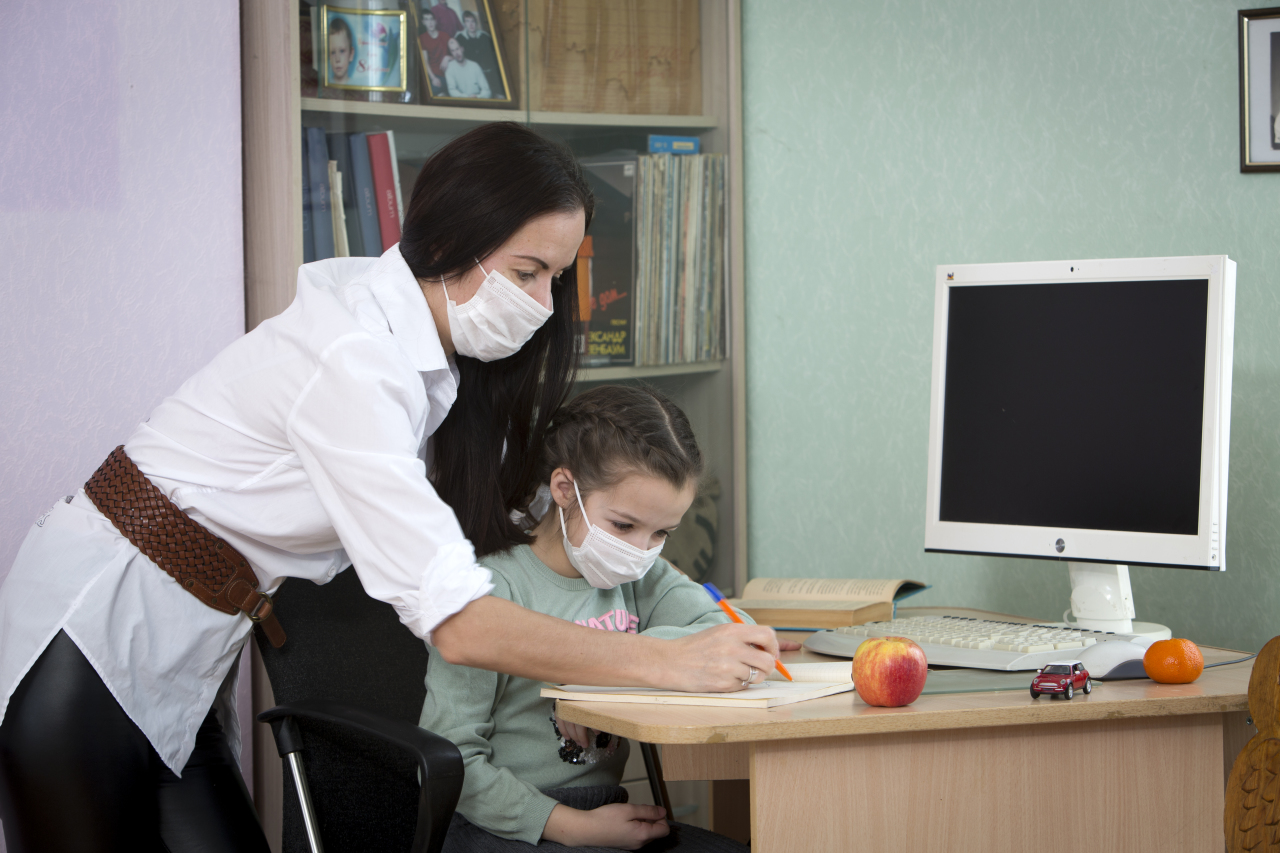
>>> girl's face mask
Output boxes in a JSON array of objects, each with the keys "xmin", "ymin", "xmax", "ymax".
[{"xmin": 559, "ymin": 481, "xmax": 664, "ymax": 589}]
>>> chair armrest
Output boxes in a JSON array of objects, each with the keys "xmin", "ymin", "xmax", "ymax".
[{"xmin": 258, "ymin": 699, "xmax": 463, "ymax": 853}]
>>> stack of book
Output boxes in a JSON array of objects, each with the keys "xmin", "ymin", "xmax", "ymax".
[
  {"xmin": 301, "ymin": 127, "xmax": 405, "ymax": 262},
  {"xmin": 634, "ymin": 152, "xmax": 726, "ymax": 367}
]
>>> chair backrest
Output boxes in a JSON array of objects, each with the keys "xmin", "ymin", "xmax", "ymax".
[{"xmin": 255, "ymin": 567, "xmax": 431, "ymax": 853}]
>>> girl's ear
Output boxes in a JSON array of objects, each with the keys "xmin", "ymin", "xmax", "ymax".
[{"xmin": 548, "ymin": 467, "xmax": 578, "ymax": 510}]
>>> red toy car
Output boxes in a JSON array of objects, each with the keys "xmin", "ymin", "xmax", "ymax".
[{"xmin": 1030, "ymin": 660, "xmax": 1092, "ymax": 699}]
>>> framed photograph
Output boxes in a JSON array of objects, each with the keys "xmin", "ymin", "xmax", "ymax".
[
  {"xmin": 1239, "ymin": 7, "xmax": 1280, "ymax": 171},
  {"xmin": 321, "ymin": 5, "xmax": 408, "ymax": 92},
  {"xmin": 410, "ymin": 0, "xmax": 514, "ymax": 106}
]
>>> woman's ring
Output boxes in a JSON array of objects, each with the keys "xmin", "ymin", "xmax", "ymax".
[{"xmin": 742, "ymin": 666, "xmax": 758, "ymax": 688}]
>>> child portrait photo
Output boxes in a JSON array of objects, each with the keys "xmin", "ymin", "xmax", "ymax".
[{"xmin": 322, "ymin": 5, "xmax": 408, "ymax": 92}]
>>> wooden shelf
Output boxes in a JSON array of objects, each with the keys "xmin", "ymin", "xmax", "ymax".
[
  {"xmin": 246, "ymin": 5, "xmax": 746, "ymax": 847},
  {"xmin": 301, "ymin": 97, "xmax": 716, "ymax": 132},
  {"xmin": 302, "ymin": 97, "xmax": 523, "ymax": 123},
  {"xmin": 528, "ymin": 111, "xmax": 717, "ymax": 129},
  {"xmin": 577, "ymin": 360, "xmax": 724, "ymax": 383}
]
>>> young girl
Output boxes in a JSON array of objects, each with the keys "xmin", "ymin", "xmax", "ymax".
[{"xmin": 421, "ymin": 385, "xmax": 753, "ymax": 852}]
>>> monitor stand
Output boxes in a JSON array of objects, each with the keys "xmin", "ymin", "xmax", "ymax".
[{"xmin": 1062, "ymin": 562, "xmax": 1171, "ymax": 640}]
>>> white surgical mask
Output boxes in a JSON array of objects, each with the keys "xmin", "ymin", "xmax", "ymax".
[
  {"xmin": 444, "ymin": 260, "xmax": 552, "ymax": 361},
  {"xmin": 559, "ymin": 481, "xmax": 663, "ymax": 589}
]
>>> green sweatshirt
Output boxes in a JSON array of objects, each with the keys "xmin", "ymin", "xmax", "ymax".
[{"xmin": 419, "ymin": 544, "xmax": 747, "ymax": 844}]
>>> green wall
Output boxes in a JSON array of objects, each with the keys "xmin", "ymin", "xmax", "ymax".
[{"xmin": 741, "ymin": 0, "xmax": 1279, "ymax": 653}]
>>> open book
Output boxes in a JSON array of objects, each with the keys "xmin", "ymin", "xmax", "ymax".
[
  {"xmin": 728, "ymin": 577, "xmax": 928, "ymax": 630},
  {"xmin": 542, "ymin": 666, "xmax": 853, "ymax": 710}
]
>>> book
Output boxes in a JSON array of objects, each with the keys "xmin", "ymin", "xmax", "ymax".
[
  {"xmin": 541, "ymin": 679, "xmax": 853, "ymax": 710},
  {"xmin": 327, "ymin": 161, "xmax": 349, "ymax": 257},
  {"xmin": 728, "ymin": 577, "xmax": 929, "ymax": 630},
  {"xmin": 301, "ymin": 131, "xmax": 314, "ymax": 263},
  {"xmin": 774, "ymin": 661, "xmax": 854, "ymax": 683},
  {"xmin": 347, "ymin": 133, "xmax": 382, "ymax": 256},
  {"xmin": 366, "ymin": 132, "xmax": 401, "ymax": 250},
  {"xmin": 386, "ymin": 130, "xmax": 405, "ymax": 228},
  {"xmin": 304, "ymin": 127, "xmax": 335, "ymax": 260},
  {"xmin": 648, "ymin": 134, "xmax": 700, "ymax": 154},
  {"xmin": 326, "ymin": 132, "xmax": 365, "ymax": 257},
  {"xmin": 575, "ymin": 235, "xmax": 593, "ymax": 355},
  {"xmin": 579, "ymin": 155, "xmax": 637, "ymax": 366},
  {"xmin": 633, "ymin": 153, "xmax": 726, "ymax": 366}
]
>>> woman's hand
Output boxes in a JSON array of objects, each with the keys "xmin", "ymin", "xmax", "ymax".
[
  {"xmin": 433, "ymin": 597, "xmax": 782, "ymax": 691},
  {"xmin": 656, "ymin": 623, "xmax": 781, "ymax": 692},
  {"xmin": 543, "ymin": 803, "xmax": 669, "ymax": 849}
]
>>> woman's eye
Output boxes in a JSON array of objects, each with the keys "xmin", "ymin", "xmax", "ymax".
[
  {"xmin": 517, "ymin": 271, "xmax": 537, "ymax": 282},
  {"xmin": 611, "ymin": 521, "xmax": 633, "ymax": 532}
]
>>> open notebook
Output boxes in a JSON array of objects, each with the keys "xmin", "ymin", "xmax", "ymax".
[{"xmin": 542, "ymin": 662, "xmax": 854, "ymax": 710}]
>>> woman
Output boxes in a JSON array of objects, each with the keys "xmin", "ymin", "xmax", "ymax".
[{"xmin": 0, "ymin": 123, "xmax": 779, "ymax": 852}]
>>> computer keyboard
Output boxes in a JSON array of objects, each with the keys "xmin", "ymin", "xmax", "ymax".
[{"xmin": 803, "ymin": 615, "xmax": 1143, "ymax": 671}]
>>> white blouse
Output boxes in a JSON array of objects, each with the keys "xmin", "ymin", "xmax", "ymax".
[{"xmin": 0, "ymin": 246, "xmax": 494, "ymax": 774}]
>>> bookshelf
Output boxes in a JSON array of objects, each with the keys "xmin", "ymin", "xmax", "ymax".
[{"xmin": 243, "ymin": 1, "xmax": 746, "ymax": 843}]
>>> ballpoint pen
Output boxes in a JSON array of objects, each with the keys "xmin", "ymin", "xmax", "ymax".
[{"xmin": 702, "ymin": 582, "xmax": 793, "ymax": 682}]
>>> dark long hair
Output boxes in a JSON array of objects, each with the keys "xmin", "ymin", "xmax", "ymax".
[{"xmin": 399, "ymin": 122, "xmax": 593, "ymax": 557}]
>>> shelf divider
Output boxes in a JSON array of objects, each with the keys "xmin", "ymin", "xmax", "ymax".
[
  {"xmin": 301, "ymin": 97, "xmax": 716, "ymax": 130},
  {"xmin": 577, "ymin": 361, "xmax": 724, "ymax": 383}
]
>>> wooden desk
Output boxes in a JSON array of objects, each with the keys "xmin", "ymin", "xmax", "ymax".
[{"xmin": 556, "ymin": 639, "xmax": 1255, "ymax": 853}]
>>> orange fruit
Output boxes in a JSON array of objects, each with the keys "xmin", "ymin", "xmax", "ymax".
[{"xmin": 1142, "ymin": 638, "xmax": 1204, "ymax": 683}]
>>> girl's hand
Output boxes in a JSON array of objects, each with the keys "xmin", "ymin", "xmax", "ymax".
[
  {"xmin": 543, "ymin": 803, "xmax": 669, "ymax": 849},
  {"xmin": 554, "ymin": 714, "xmax": 596, "ymax": 749},
  {"xmin": 779, "ymin": 638, "xmax": 803, "ymax": 652}
]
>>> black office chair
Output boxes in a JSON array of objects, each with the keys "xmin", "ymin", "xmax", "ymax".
[{"xmin": 253, "ymin": 568, "xmax": 463, "ymax": 853}]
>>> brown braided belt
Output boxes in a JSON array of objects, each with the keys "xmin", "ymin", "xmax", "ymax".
[{"xmin": 84, "ymin": 446, "xmax": 286, "ymax": 647}]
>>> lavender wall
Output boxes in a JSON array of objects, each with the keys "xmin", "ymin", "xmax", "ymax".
[{"xmin": 0, "ymin": 0, "xmax": 246, "ymax": 842}]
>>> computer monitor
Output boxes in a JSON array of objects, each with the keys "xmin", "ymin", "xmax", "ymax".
[{"xmin": 923, "ymin": 256, "xmax": 1236, "ymax": 637}]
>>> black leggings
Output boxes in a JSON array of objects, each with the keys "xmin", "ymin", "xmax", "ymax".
[{"xmin": 0, "ymin": 631, "xmax": 270, "ymax": 853}]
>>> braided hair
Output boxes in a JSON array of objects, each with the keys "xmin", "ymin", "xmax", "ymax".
[{"xmin": 534, "ymin": 385, "xmax": 704, "ymax": 506}]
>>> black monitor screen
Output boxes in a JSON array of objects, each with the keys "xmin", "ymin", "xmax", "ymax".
[{"xmin": 939, "ymin": 279, "xmax": 1208, "ymax": 535}]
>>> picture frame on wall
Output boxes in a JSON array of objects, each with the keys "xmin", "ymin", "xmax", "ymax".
[
  {"xmin": 410, "ymin": 0, "xmax": 514, "ymax": 107},
  {"xmin": 321, "ymin": 5, "xmax": 408, "ymax": 92},
  {"xmin": 1239, "ymin": 6, "xmax": 1280, "ymax": 171}
]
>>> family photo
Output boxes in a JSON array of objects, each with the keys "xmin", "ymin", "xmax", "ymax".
[{"xmin": 415, "ymin": 0, "xmax": 513, "ymax": 105}]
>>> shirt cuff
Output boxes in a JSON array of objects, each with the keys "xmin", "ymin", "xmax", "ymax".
[{"xmin": 412, "ymin": 540, "xmax": 494, "ymax": 642}]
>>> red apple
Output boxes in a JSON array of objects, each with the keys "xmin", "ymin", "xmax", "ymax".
[{"xmin": 852, "ymin": 636, "xmax": 928, "ymax": 707}]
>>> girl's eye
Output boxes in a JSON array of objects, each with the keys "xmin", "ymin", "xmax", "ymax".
[{"xmin": 611, "ymin": 521, "xmax": 633, "ymax": 533}]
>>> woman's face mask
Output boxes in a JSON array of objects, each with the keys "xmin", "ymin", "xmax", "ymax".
[
  {"xmin": 559, "ymin": 481, "xmax": 664, "ymax": 589},
  {"xmin": 443, "ymin": 260, "xmax": 552, "ymax": 361}
]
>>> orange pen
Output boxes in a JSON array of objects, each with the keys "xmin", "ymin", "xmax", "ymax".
[{"xmin": 702, "ymin": 583, "xmax": 793, "ymax": 682}]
